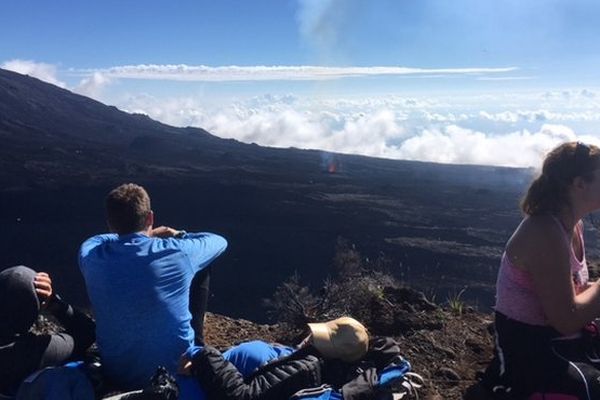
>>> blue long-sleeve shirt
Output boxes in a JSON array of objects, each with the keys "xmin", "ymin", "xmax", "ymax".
[{"xmin": 79, "ymin": 231, "xmax": 227, "ymax": 389}]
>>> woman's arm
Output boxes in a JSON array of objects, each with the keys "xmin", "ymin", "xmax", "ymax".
[{"xmin": 518, "ymin": 217, "xmax": 600, "ymax": 335}]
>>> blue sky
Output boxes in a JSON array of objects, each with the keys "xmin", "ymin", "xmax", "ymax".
[
  {"xmin": 3, "ymin": 0, "xmax": 600, "ymax": 166},
  {"xmin": 3, "ymin": 0, "xmax": 600, "ymax": 70}
]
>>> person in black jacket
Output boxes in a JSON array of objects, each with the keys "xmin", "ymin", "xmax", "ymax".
[
  {"xmin": 0, "ymin": 265, "xmax": 96, "ymax": 396},
  {"xmin": 176, "ymin": 317, "xmax": 370, "ymax": 400}
]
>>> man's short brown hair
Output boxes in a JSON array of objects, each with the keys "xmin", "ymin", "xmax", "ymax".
[{"xmin": 106, "ymin": 183, "xmax": 151, "ymax": 234}]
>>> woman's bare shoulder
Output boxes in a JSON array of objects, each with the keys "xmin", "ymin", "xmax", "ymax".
[
  {"xmin": 519, "ymin": 215, "xmax": 560, "ymax": 234},
  {"xmin": 507, "ymin": 215, "xmax": 566, "ymax": 264}
]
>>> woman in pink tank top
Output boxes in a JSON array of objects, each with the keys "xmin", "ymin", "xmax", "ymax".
[{"xmin": 480, "ymin": 142, "xmax": 600, "ymax": 400}]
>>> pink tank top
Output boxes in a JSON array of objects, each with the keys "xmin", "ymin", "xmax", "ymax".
[{"xmin": 495, "ymin": 218, "xmax": 589, "ymax": 326}]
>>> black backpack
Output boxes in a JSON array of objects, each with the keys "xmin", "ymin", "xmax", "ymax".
[{"xmin": 316, "ymin": 336, "xmax": 422, "ymax": 400}]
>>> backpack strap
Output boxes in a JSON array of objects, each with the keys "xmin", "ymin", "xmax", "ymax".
[{"xmin": 290, "ymin": 385, "xmax": 342, "ymax": 399}]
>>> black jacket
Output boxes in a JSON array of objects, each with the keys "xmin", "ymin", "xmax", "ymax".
[
  {"xmin": 191, "ymin": 336, "xmax": 404, "ymax": 400},
  {"xmin": 191, "ymin": 345, "xmax": 323, "ymax": 400}
]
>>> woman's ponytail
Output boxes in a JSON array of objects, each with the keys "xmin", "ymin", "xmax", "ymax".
[
  {"xmin": 520, "ymin": 142, "xmax": 600, "ymax": 216},
  {"xmin": 521, "ymin": 174, "xmax": 566, "ymax": 215}
]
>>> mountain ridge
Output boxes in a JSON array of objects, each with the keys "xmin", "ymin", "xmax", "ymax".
[{"xmin": 0, "ymin": 67, "xmax": 531, "ymax": 190}]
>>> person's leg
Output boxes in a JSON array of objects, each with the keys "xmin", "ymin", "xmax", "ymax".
[
  {"xmin": 530, "ymin": 361, "xmax": 600, "ymax": 400},
  {"xmin": 1, "ymin": 333, "xmax": 81, "ymax": 395},
  {"xmin": 189, "ymin": 267, "xmax": 211, "ymax": 345},
  {"xmin": 481, "ymin": 313, "xmax": 570, "ymax": 397},
  {"xmin": 541, "ymin": 339, "xmax": 600, "ymax": 400}
]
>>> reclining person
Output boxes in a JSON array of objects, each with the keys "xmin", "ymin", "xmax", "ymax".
[
  {"xmin": 78, "ymin": 183, "xmax": 227, "ymax": 390},
  {"xmin": 120, "ymin": 317, "xmax": 371, "ymax": 400},
  {"xmin": 189, "ymin": 317, "xmax": 374, "ymax": 400},
  {"xmin": 0, "ymin": 266, "xmax": 95, "ymax": 396}
]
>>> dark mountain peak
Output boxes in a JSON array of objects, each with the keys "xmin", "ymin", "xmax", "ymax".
[
  {"xmin": 0, "ymin": 68, "xmax": 245, "ymax": 188},
  {"xmin": 0, "ymin": 67, "xmax": 215, "ymax": 144}
]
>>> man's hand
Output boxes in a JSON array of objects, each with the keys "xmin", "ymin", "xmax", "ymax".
[
  {"xmin": 34, "ymin": 272, "xmax": 53, "ymax": 306},
  {"xmin": 150, "ymin": 226, "xmax": 180, "ymax": 238}
]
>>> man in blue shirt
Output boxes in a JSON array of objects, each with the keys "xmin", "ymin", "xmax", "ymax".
[{"xmin": 79, "ymin": 183, "xmax": 227, "ymax": 390}]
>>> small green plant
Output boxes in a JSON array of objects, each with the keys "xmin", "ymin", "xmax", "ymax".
[
  {"xmin": 446, "ymin": 287, "xmax": 467, "ymax": 315},
  {"xmin": 423, "ymin": 287, "xmax": 438, "ymax": 305}
]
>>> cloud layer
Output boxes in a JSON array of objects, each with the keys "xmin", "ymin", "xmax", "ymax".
[
  {"xmin": 3, "ymin": 59, "xmax": 599, "ymax": 168},
  {"xmin": 118, "ymin": 91, "xmax": 600, "ymax": 168},
  {"xmin": 74, "ymin": 64, "xmax": 517, "ymax": 82}
]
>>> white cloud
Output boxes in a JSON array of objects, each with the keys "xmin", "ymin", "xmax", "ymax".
[
  {"xmin": 477, "ymin": 110, "xmax": 600, "ymax": 123},
  {"xmin": 75, "ymin": 72, "xmax": 112, "ymax": 98},
  {"xmin": 1, "ymin": 59, "xmax": 66, "ymax": 88},
  {"xmin": 76, "ymin": 64, "xmax": 517, "ymax": 82},
  {"xmin": 117, "ymin": 94, "xmax": 407, "ymax": 156},
  {"xmin": 581, "ymin": 89, "xmax": 596, "ymax": 98},
  {"xmin": 397, "ymin": 124, "xmax": 578, "ymax": 167},
  {"xmin": 422, "ymin": 111, "xmax": 469, "ymax": 123},
  {"xmin": 540, "ymin": 90, "xmax": 600, "ymax": 103}
]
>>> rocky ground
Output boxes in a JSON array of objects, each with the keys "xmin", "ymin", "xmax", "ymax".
[
  {"xmin": 201, "ymin": 262, "xmax": 600, "ymax": 399},
  {"xmin": 35, "ymin": 305, "xmax": 492, "ymax": 399},
  {"xmin": 33, "ymin": 263, "xmax": 600, "ymax": 399},
  {"xmin": 33, "ymin": 285, "xmax": 496, "ymax": 399}
]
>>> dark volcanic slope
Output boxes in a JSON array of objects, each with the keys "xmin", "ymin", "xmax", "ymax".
[
  {"xmin": 0, "ymin": 67, "xmax": 249, "ymax": 188},
  {"xmin": 3, "ymin": 68, "xmax": 594, "ymax": 321}
]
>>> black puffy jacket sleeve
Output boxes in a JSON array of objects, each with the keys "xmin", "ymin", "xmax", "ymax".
[{"xmin": 191, "ymin": 345, "xmax": 323, "ymax": 400}]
